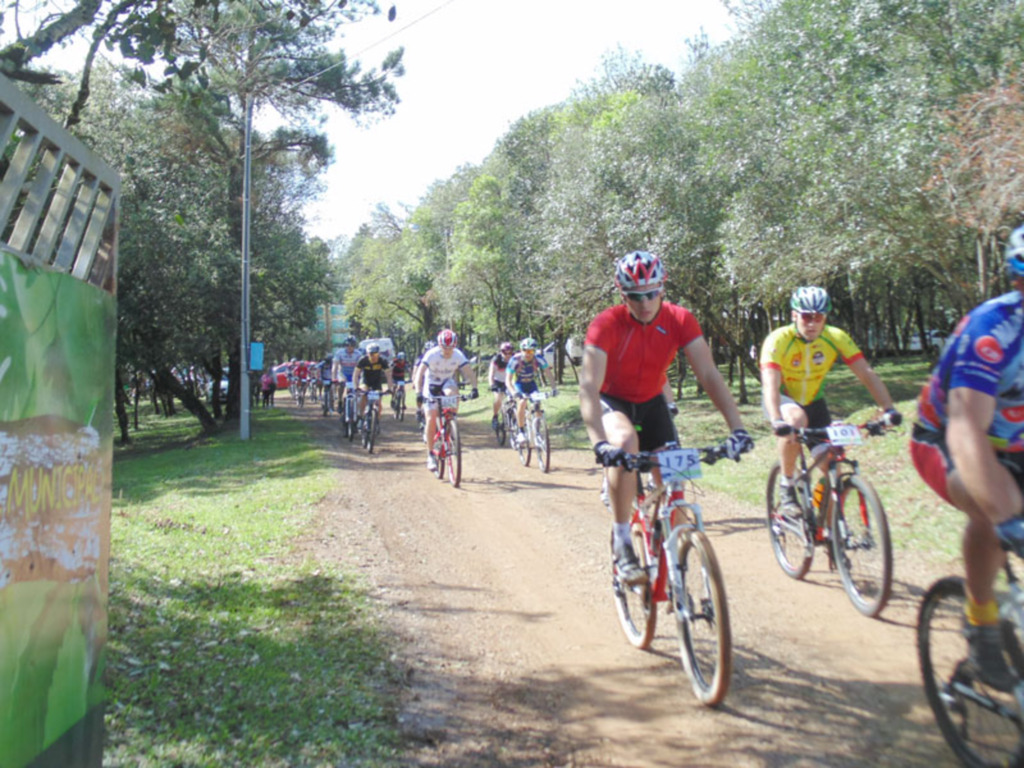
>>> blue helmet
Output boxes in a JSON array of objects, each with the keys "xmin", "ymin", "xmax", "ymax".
[{"xmin": 1006, "ymin": 225, "xmax": 1024, "ymax": 278}]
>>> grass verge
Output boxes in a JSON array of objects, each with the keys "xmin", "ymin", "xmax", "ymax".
[{"xmin": 106, "ymin": 408, "xmax": 400, "ymax": 767}]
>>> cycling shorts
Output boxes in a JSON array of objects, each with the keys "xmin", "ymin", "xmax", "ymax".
[
  {"xmin": 600, "ymin": 392, "xmax": 677, "ymax": 452},
  {"xmin": 764, "ymin": 396, "xmax": 831, "ymax": 449},
  {"xmin": 489, "ymin": 383, "xmax": 505, "ymax": 393},
  {"xmin": 424, "ymin": 380, "xmax": 458, "ymax": 413},
  {"xmin": 911, "ymin": 423, "xmax": 1024, "ymax": 505},
  {"xmin": 514, "ymin": 381, "xmax": 539, "ymax": 398}
]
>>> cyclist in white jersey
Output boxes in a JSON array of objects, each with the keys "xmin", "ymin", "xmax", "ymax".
[
  {"xmin": 414, "ymin": 329, "xmax": 479, "ymax": 471},
  {"xmin": 332, "ymin": 336, "xmax": 362, "ymax": 410}
]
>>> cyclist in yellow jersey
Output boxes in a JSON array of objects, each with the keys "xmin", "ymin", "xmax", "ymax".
[{"xmin": 760, "ymin": 286, "xmax": 901, "ymax": 514}]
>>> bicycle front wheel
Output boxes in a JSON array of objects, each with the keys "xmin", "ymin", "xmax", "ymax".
[
  {"xmin": 766, "ymin": 462, "xmax": 813, "ymax": 580},
  {"xmin": 832, "ymin": 475, "xmax": 892, "ymax": 618},
  {"xmin": 674, "ymin": 530, "xmax": 731, "ymax": 707},
  {"xmin": 447, "ymin": 420, "xmax": 462, "ymax": 488},
  {"xmin": 365, "ymin": 409, "xmax": 378, "ymax": 453},
  {"xmin": 495, "ymin": 415, "xmax": 506, "ymax": 447},
  {"xmin": 516, "ymin": 423, "xmax": 531, "ymax": 467},
  {"xmin": 612, "ymin": 522, "xmax": 656, "ymax": 649},
  {"xmin": 432, "ymin": 433, "xmax": 446, "ymax": 480},
  {"xmin": 534, "ymin": 415, "xmax": 550, "ymax": 473},
  {"xmin": 918, "ymin": 577, "xmax": 1024, "ymax": 767}
]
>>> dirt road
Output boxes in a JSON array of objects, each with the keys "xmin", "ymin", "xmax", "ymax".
[{"xmin": 289, "ymin": 397, "xmax": 960, "ymax": 767}]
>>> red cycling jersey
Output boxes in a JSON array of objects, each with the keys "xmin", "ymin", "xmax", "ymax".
[{"xmin": 585, "ymin": 302, "xmax": 703, "ymax": 402}]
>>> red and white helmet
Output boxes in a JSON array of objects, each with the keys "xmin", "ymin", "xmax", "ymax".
[
  {"xmin": 615, "ymin": 250, "xmax": 665, "ymax": 291},
  {"xmin": 437, "ymin": 328, "xmax": 458, "ymax": 349}
]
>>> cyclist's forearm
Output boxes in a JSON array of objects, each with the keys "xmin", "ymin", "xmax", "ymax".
[{"xmin": 856, "ymin": 365, "xmax": 895, "ymax": 411}]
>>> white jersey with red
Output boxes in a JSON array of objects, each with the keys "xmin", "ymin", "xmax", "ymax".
[
  {"xmin": 584, "ymin": 302, "xmax": 703, "ymax": 402},
  {"xmin": 419, "ymin": 347, "xmax": 471, "ymax": 390}
]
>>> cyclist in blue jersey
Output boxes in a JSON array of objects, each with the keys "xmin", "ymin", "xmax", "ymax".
[
  {"xmin": 332, "ymin": 336, "xmax": 362, "ymax": 408},
  {"xmin": 506, "ymin": 337, "xmax": 555, "ymax": 446},
  {"xmin": 912, "ymin": 223, "xmax": 1024, "ymax": 692}
]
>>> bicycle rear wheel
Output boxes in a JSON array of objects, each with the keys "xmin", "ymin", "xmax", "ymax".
[
  {"xmin": 918, "ymin": 577, "xmax": 1024, "ymax": 767},
  {"xmin": 832, "ymin": 475, "xmax": 892, "ymax": 617},
  {"xmin": 446, "ymin": 420, "xmax": 462, "ymax": 488},
  {"xmin": 612, "ymin": 522, "xmax": 656, "ymax": 649},
  {"xmin": 674, "ymin": 530, "xmax": 731, "ymax": 707},
  {"xmin": 534, "ymin": 415, "xmax": 550, "ymax": 473},
  {"xmin": 766, "ymin": 462, "xmax": 813, "ymax": 580}
]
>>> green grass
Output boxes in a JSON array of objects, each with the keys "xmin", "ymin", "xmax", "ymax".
[{"xmin": 106, "ymin": 409, "xmax": 400, "ymax": 767}]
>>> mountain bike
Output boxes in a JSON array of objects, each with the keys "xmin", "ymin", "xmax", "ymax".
[
  {"xmin": 321, "ymin": 380, "xmax": 334, "ymax": 417},
  {"xmin": 391, "ymin": 382, "xmax": 406, "ymax": 421},
  {"xmin": 427, "ymin": 392, "xmax": 472, "ymax": 488},
  {"xmin": 509, "ymin": 391, "xmax": 555, "ymax": 472},
  {"xmin": 612, "ymin": 441, "xmax": 734, "ymax": 706},
  {"xmin": 500, "ymin": 395, "xmax": 517, "ymax": 450},
  {"xmin": 295, "ymin": 376, "xmax": 308, "ymax": 408},
  {"xmin": 492, "ymin": 389, "xmax": 509, "ymax": 447},
  {"xmin": 765, "ymin": 419, "xmax": 894, "ymax": 618},
  {"xmin": 918, "ymin": 532, "xmax": 1024, "ymax": 767},
  {"xmin": 360, "ymin": 389, "xmax": 385, "ymax": 453},
  {"xmin": 340, "ymin": 386, "xmax": 358, "ymax": 442}
]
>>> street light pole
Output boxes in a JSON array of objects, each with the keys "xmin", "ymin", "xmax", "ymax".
[{"xmin": 240, "ymin": 91, "xmax": 254, "ymax": 440}]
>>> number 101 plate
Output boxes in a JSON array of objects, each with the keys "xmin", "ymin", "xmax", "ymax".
[{"xmin": 826, "ymin": 423, "xmax": 862, "ymax": 446}]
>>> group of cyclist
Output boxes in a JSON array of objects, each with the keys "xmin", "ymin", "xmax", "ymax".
[
  {"xmin": 579, "ymin": 238, "xmax": 1024, "ymax": 697},
  {"xmin": 288, "ymin": 225, "xmax": 1024, "ymax": 695}
]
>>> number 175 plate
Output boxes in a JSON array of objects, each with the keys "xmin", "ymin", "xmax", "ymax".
[{"xmin": 656, "ymin": 448, "xmax": 702, "ymax": 481}]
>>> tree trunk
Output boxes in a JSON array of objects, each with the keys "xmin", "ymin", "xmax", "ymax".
[
  {"xmin": 114, "ymin": 368, "xmax": 132, "ymax": 445},
  {"xmin": 153, "ymin": 367, "xmax": 218, "ymax": 433}
]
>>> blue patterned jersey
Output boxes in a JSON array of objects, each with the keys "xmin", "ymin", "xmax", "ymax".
[
  {"xmin": 917, "ymin": 291, "xmax": 1024, "ymax": 451},
  {"xmin": 507, "ymin": 352, "xmax": 549, "ymax": 387}
]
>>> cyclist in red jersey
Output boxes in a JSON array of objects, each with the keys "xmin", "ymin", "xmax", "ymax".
[{"xmin": 580, "ymin": 250, "xmax": 754, "ymax": 586}]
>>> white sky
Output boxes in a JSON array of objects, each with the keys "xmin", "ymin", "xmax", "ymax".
[{"xmin": 305, "ymin": 0, "xmax": 735, "ymax": 242}]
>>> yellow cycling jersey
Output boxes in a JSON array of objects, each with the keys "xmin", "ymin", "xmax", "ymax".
[{"xmin": 759, "ymin": 324, "xmax": 865, "ymax": 405}]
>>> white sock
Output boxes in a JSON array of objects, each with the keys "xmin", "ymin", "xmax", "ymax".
[
  {"xmin": 780, "ymin": 475, "xmax": 794, "ymax": 487},
  {"xmin": 613, "ymin": 522, "xmax": 631, "ymax": 547}
]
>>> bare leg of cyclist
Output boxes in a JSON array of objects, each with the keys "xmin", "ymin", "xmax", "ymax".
[
  {"xmin": 425, "ymin": 408, "xmax": 439, "ymax": 469},
  {"xmin": 948, "ymin": 470, "xmax": 1015, "ymax": 606},
  {"xmin": 602, "ymin": 411, "xmax": 640, "ymax": 526}
]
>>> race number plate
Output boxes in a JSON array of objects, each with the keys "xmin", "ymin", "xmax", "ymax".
[
  {"xmin": 366, "ymin": 391, "xmax": 381, "ymax": 401},
  {"xmin": 656, "ymin": 448, "xmax": 702, "ymax": 482},
  {"xmin": 439, "ymin": 395, "xmax": 459, "ymax": 409},
  {"xmin": 826, "ymin": 423, "xmax": 862, "ymax": 446}
]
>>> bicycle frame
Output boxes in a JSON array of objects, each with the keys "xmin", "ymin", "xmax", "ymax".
[{"xmin": 632, "ymin": 475, "xmax": 705, "ymax": 604}]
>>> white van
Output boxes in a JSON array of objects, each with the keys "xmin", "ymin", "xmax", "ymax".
[{"xmin": 360, "ymin": 337, "xmax": 396, "ymax": 359}]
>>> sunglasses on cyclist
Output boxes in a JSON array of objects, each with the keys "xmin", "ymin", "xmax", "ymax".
[
  {"xmin": 624, "ymin": 289, "xmax": 662, "ymax": 302},
  {"xmin": 798, "ymin": 311, "xmax": 825, "ymax": 322}
]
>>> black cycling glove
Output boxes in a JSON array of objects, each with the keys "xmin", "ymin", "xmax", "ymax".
[
  {"xmin": 883, "ymin": 408, "xmax": 903, "ymax": 427},
  {"xmin": 771, "ymin": 419, "xmax": 793, "ymax": 437},
  {"xmin": 594, "ymin": 441, "xmax": 628, "ymax": 468},
  {"xmin": 725, "ymin": 428, "xmax": 755, "ymax": 461}
]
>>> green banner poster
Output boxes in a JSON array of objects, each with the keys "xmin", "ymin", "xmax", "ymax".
[{"xmin": 0, "ymin": 251, "xmax": 114, "ymax": 768}]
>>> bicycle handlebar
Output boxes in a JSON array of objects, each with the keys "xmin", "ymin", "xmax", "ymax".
[
  {"xmin": 625, "ymin": 442, "xmax": 731, "ymax": 473},
  {"xmin": 791, "ymin": 419, "xmax": 890, "ymax": 442}
]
